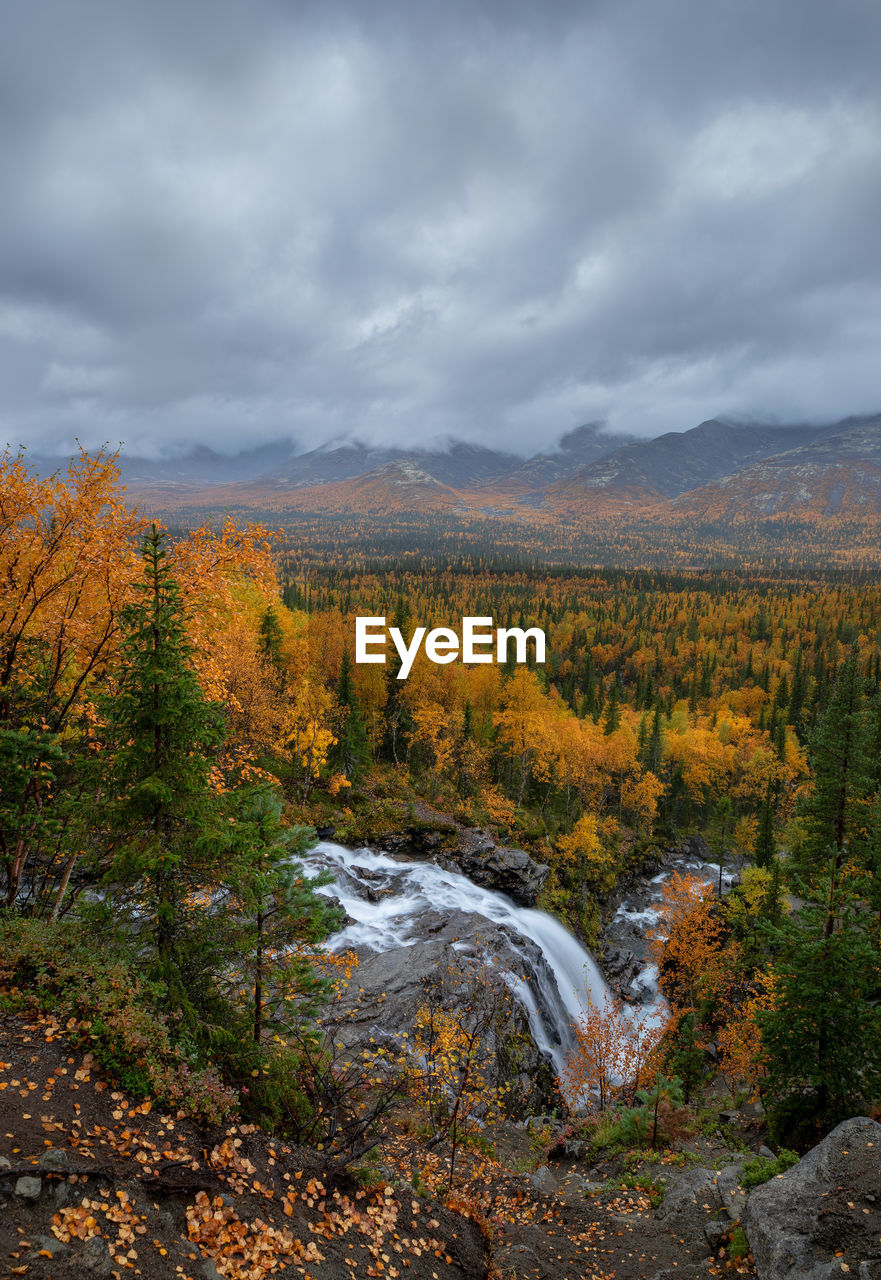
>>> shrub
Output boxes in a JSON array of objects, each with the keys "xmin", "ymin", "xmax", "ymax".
[
  {"xmin": 740, "ymin": 1148, "xmax": 799, "ymax": 1189},
  {"xmin": 0, "ymin": 917, "xmax": 237, "ymax": 1124}
]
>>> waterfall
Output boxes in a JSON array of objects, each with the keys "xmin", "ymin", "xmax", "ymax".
[{"xmin": 303, "ymin": 840, "xmax": 663, "ymax": 1078}]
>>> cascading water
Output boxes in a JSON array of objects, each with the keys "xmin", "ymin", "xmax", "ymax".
[{"xmin": 302, "ymin": 841, "xmax": 663, "ymax": 1079}]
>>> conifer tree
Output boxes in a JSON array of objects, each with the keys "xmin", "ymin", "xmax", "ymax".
[
  {"xmin": 97, "ymin": 528, "xmax": 337, "ymax": 1053},
  {"xmin": 796, "ymin": 647, "xmax": 871, "ymax": 875},
  {"xmin": 258, "ymin": 605, "xmax": 285, "ymax": 676},
  {"xmin": 332, "ymin": 649, "xmax": 369, "ymax": 780},
  {"xmin": 758, "ymin": 871, "xmax": 881, "ymax": 1145},
  {"xmin": 754, "ymin": 782, "xmax": 776, "ymax": 869},
  {"xmin": 97, "ymin": 527, "xmax": 230, "ymax": 1023}
]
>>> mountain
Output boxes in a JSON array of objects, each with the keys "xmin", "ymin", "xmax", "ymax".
[
  {"xmin": 668, "ymin": 417, "xmax": 881, "ymax": 521},
  {"xmin": 484, "ymin": 423, "xmax": 639, "ymax": 495},
  {"xmin": 249, "ymin": 440, "xmax": 521, "ymax": 491},
  {"xmin": 545, "ymin": 419, "xmax": 836, "ymax": 513},
  {"xmin": 24, "ymin": 441, "xmax": 300, "ymax": 488},
  {"xmin": 31, "ymin": 416, "xmax": 881, "ymax": 525}
]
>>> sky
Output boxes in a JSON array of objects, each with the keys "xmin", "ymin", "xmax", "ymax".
[{"xmin": 2, "ymin": 0, "xmax": 880, "ymax": 459}]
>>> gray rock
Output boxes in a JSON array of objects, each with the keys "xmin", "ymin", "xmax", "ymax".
[
  {"xmin": 38, "ymin": 1147, "xmax": 69, "ymax": 1171},
  {"xmin": 704, "ymin": 1219, "xmax": 728, "ymax": 1250},
  {"xmin": 54, "ymin": 1180, "xmax": 70, "ymax": 1206},
  {"xmin": 0, "ymin": 1155, "xmax": 11, "ymax": 1172},
  {"xmin": 657, "ymin": 1166, "xmax": 719, "ymax": 1219},
  {"xmin": 758, "ymin": 1145, "xmax": 776, "ymax": 1160},
  {"xmin": 323, "ymin": 909, "xmax": 556, "ymax": 1109},
  {"xmin": 713, "ymin": 1162, "xmax": 747, "ymax": 1221},
  {"xmin": 743, "ymin": 1116, "xmax": 881, "ymax": 1279},
  {"xmin": 457, "ymin": 843, "xmax": 550, "ymax": 907},
  {"xmin": 31, "ymin": 1234, "xmax": 68, "ymax": 1256},
  {"xmin": 528, "ymin": 1165, "xmax": 557, "ymax": 1196},
  {"xmin": 81, "ymin": 1235, "xmax": 113, "ymax": 1275},
  {"xmin": 14, "ymin": 1175, "xmax": 42, "ymax": 1201}
]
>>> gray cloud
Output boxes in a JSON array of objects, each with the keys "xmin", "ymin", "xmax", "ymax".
[{"xmin": 1, "ymin": 0, "xmax": 880, "ymax": 457}]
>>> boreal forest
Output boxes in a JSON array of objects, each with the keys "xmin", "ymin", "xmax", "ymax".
[{"xmin": 3, "ymin": 446, "xmax": 881, "ymax": 1279}]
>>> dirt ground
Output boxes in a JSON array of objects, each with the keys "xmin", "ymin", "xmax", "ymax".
[{"xmin": 0, "ymin": 1011, "xmax": 486, "ymax": 1280}]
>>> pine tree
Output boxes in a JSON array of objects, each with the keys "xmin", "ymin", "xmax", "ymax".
[
  {"xmin": 754, "ymin": 783, "xmax": 776, "ymax": 869},
  {"xmin": 758, "ymin": 870, "xmax": 881, "ymax": 1146},
  {"xmin": 796, "ymin": 647, "xmax": 871, "ymax": 875},
  {"xmin": 97, "ymin": 527, "xmax": 230, "ymax": 1022},
  {"xmin": 603, "ymin": 681, "xmax": 620, "ymax": 735},
  {"xmin": 258, "ymin": 605, "xmax": 285, "ymax": 676},
  {"xmin": 97, "ymin": 528, "xmax": 337, "ymax": 1054},
  {"xmin": 230, "ymin": 788, "xmax": 341, "ymax": 1045},
  {"xmin": 332, "ymin": 650, "xmax": 369, "ymax": 780}
]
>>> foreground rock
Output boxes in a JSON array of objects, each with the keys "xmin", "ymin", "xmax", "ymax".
[
  {"xmin": 743, "ymin": 1116, "xmax": 881, "ymax": 1279},
  {"xmin": 323, "ymin": 908, "xmax": 558, "ymax": 1108}
]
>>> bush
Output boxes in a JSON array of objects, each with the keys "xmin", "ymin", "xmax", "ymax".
[
  {"xmin": 0, "ymin": 917, "xmax": 237, "ymax": 1124},
  {"xmin": 740, "ymin": 1148, "xmax": 799, "ymax": 1189}
]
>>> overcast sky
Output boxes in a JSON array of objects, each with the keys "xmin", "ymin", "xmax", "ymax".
[{"xmin": 2, "ymin": 0, "xmax": 880, "ymax": 458}]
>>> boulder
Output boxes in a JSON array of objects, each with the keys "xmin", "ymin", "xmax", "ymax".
[
  {"xmin": 322, "ymin": 909, "xmax": 555, "ymax": 1109},
  {"xmin": 38, "ymin": 1147, "xmax": 69, "ymax": 1171},
  {"xmin": 457, "ymin": 843, "xmax": 550, "ymax": 906},
  {"xmin": 657, "ymin": 1166, "xmax": 719, "ymax": 1220},
  {"xmin": 743, "ymin": 1116, "xmax": 881, "ymax": 1279},
  {"xmin": 14, "ymin": 1175, "xmax": 42, "ymax": 1201},
  {"xmin": 528, "ymin": 1165, "xmax": 557, "ymax": 1196},
  {"xmin": 712, "ymin": 1162, "xmax": 747, "ymax": 1221}
]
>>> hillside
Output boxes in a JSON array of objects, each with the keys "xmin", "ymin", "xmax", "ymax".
[{"xmin": 91, "ymin": 416, "xmax": 881, "ymax": 532}]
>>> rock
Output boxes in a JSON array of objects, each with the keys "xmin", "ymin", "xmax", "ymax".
[
  {"xmin": 718, "ymin": 1109, "xmax": 739, "ymax": 1126},
  {"xmin": 657, "ymin": 1166, "xmax": 719, "ymax": 1219},
  {"xmin": 712, "ymin": 1163, "xmax": 746, "ymax": 1221},
  {"xmin": 81, "ymin": 1235, "xmax": 114, "ymax": 1275},
  {"xmin": 54, "ymin": 1180, "xmax": 70, "ymax": 1206},
  {"xmin": 704, "ymin": 1219, "xmax": 729, "ymax": 1250},
  {"xmin": 14, "ymin": 1175, "xmax": 42, "ymax": 1201},
  {"xmin": 758, "ymin": 1145, "xmax": 776, "ymax": 1160},
  {"xmin": 457, "ymin": 844, "xmax": 550, "ymax": 907},
  {"xmin": 38, "ymin": 1147, "xmax": 69, "ymax": 1171},
  {"xmin": 315, "ymin": 825, "xmax": 336, "ymax": 840},
  {"xmin": 743, "ymin": 1116, "xmax": 881, "ymax": 1279},
  {"xmin": 31, "ymin": 1234, "xmax": 68, "ymax": 1256},
  {"xmin": 323, "ymin": 910, "xmax": 556, "ymax": 1109},
  {"xmin": 677, "ymin": 834, "xmax": 711, "ymax": 861},
  {"xmin": 0, "ymin": 1156, "xmax": 11, "ymax": 1172},
  {"xmin": 528, "ymin": 1165, "xmax": 557, "ymax": 1196}
]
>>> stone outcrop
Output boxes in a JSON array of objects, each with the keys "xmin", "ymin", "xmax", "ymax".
[
  {"xmin": 743, "ymin": 1116, "xmax": 881, "ymax": 1279},
  {"xmin": 322, "ymin": 907, "xmax": 556, "ymax": 1109},
  {"xmin": 456, "ymin": 841, "xmax": 550, "ymax": 907}
]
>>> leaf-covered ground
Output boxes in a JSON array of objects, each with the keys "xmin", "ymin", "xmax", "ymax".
[
  {"xmin": 1, "ymin": 1011, "xmax": 763, "ymax": 1280},
  {"xmin": 0, "ymin": 1011, "xmax": 485, "ymax": 1280}
]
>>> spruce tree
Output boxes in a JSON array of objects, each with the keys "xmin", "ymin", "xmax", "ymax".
[
  {"xmin": 758, "ymin": 870, "xmax": 881, "ymax": 1146},
  {"xmin": 796, "ymin": 647, "xmax": 871, "ymax": 875},
  {"xmin": 97, "ymin": 528, "xmax": 337, "ymax": 1053},
  {"xmin": 258, "ymin": 605, "xmax": 285, "ymax": 676},
  {"xmin": 98, "ymin": 527, "xmax": 230, "ymax": 1023},
  {"xmin": 754, "ymin": 783, "xmax": 776, "ymax": 869},
  {"xmin": 332, "ymin": 650, "xmax": 369, "ymax": 780}
]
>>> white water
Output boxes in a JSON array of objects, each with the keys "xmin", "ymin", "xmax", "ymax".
[
  {"xmin": 302, "ymin": 840, "xmax": 662, "ymax": 1078},
  {"xmin": 612, "ymin": 857, "xmax": 737, "ymax": 941}
]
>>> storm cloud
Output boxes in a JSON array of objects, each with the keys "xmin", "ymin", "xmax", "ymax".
[{"xmin": 2, "ymin": 0, "xmax": 880, "ymax": 457}]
